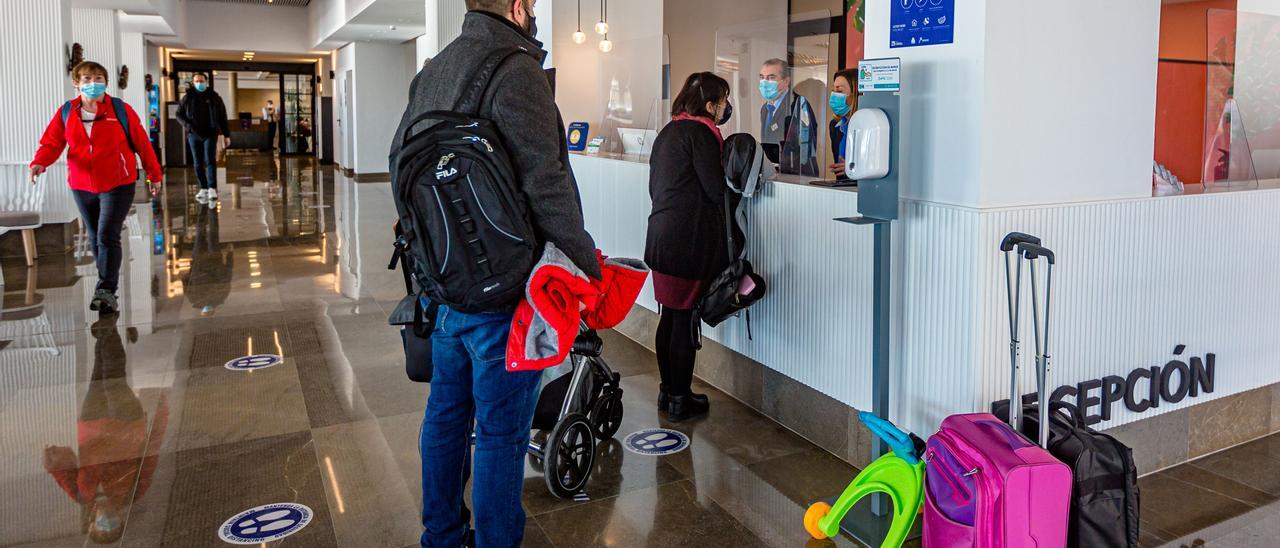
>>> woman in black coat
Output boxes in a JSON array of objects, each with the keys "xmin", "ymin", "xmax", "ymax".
[{"xmin": 644, "ymin": 72, "xmax": 735, "ymax": 422}]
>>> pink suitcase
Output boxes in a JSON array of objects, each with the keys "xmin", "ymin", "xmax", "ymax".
[
  {"xmin": 923, "ymin": 413, "xmax": 1071, "ymax": 547},
  {"xmin": 923, "ymin": 236, "xmax": 1071, "ymax": 547}
]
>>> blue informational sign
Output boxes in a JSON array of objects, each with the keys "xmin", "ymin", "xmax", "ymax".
[
  {"xmin": 623, "ymin": 428, "xmax": 690, "ymax": 456},
  {"xmin": 890, "ymin": 0, "xmax": 955, "ymax": 48},
  {"xmin": 567, "ymin": 122, "xmax": 590, "ymax": 152},
  {"xmin": 218, "ymin": 503, "xmax": 313, "ymax": 544}
]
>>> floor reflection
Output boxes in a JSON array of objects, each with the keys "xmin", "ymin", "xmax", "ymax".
[
  {"xmin": 43, "ymin": 313, "xmax": 166, "ymax": 545},
  {"xmin": 0, "ymin": 152, "xmax": 1275, "ymax": 547}
]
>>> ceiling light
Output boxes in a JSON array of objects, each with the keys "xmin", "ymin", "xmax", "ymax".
[
  {"xmin": 595, "ymin": 0, "xmax": 608, "ymax": 35},
  {"xmin": 572, "ymin": 0, "xmax": 586, "ymax": 44},
  {"xmin": 599, "ymin": 35, "xmax": 612, "ymax": 53}
]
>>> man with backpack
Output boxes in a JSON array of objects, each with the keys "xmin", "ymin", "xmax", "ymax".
[{"xmin": 389, "ymin": 1, "xmax": 599, "ymax": 546}]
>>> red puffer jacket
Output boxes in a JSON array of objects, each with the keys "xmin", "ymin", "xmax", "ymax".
[
  {"xmin": 30, "ymin": 94, "xmax": 163, "ymax": 192},
  {"xmin": 506, "ymin": 245, "xmax": 649, "ymax": 372}
]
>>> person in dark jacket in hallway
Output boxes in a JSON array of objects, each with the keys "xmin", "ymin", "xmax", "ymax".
[
  {"xmin": 389, "ymin": 1, "xmax": 600, "ymax": 546},
  {"xmin": 176, "ymin": 73, "xmax": 231, "ymax": 204},
  {"xmin": 645, "ymin": 72, "xmax": 736, "ymax": 423}
]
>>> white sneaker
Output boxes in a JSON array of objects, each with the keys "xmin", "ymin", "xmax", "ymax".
[
  {"xmin": 207, "ymin": 189, "xmax": 219, "ymax": 201},
  {"xmin": 195, "ymin": 189, "xmax": 209, "ymax": 202}
]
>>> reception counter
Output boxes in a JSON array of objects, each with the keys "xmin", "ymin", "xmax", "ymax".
[{"xmin": 571, "ymin": 150, "xmax": 1280, "ymax": 473}]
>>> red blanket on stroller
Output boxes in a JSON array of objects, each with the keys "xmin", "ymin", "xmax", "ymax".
[{"xmin": 506, "ymin": 245, "xmax": 649, "ymax": 372}]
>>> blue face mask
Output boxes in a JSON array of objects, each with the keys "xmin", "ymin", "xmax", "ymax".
[
  {"xmin": 759, "ymin": 79, "xmax": 781, "ymax": 101},
  {"xmin": 79, "ymin": 82, "xmax": 107, "ymax": 100},
  {"xmin": 194, "ymin": 82, "xmax": 208, "ymax": 92},
  {"xmin": 829, "ymin": 92, "xmax": 851, "ymax": 117}
]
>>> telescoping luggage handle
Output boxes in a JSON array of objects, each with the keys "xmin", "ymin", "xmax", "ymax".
[
  {"xmin": 1000, "ymin": 232, "xmax": 1040, "ymax": 435},
  {"xmin": 1021, "ymin": 242, "xmax": 1055, "ymax": 448}
]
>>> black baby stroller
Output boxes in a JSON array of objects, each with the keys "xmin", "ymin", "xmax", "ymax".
[{"xmin": 526, "ymin": 323, "xmax": 625, "ymax": 498}]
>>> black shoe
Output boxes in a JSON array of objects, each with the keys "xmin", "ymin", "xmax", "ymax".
[
  {"xmin": 659, "ymin": 389, "xmax": 707, "ymax": 412},
  {"xmin": 89, "ymin": 289, "xmax": 108, "ymax": 311},
  {"xmin": 667, "ymin": 394, "xmax": 710, "ymax": 422},
  {"xmin": 97, "ymin": 292, "xmax": 119, "ymax": 314}
]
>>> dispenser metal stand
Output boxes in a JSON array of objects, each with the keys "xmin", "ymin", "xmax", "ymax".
[{"xmin": 821, "ymin": 57, "xmax": 919, "ymax": 546}]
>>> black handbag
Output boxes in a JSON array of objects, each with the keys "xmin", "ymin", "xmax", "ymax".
[
  {"xmin": 389, "ymin": 231, "xmax": 439, "ymax": 383},
  {"xmin": 696, "ymin": 193, "xmax": 766, "ymax": 329}
]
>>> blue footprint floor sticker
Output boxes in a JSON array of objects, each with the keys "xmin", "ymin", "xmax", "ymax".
[
  {"xmin": 623, "ymin": 428, "xmax": 690, "ymax": 456},
  {"xmin": 218, "ymin": 503, "xmax": 312, "ymax": 544}
]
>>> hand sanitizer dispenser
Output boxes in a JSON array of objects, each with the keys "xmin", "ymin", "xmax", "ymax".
[{"xmin": 844, "ymin": 108, "xmax": 891, "ymax": 180}]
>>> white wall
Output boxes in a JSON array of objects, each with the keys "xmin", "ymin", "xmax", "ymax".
[
  {"xmin": 863, "ymin": 0, "xmax": 989, "ymax": 207},
  {"xmin": 979, "ymin": 0, "xmax": 1159, "ymax": 207},
  {"xmin": 335, "ymin": 41, "xmax": 410, "ymax": 174},
  {"xmin": 71, "ymin": 8, "xmax": 122, "ymax": 96},
  {"xmin": 184, "ymin": 1, "xmax": 312, "ymax": 53},
  {"xmin": 119, "ymin": 30, "xmax": 147, "ymax": 119},
  {"xmin": 0, "ymin": 0, "xmax": 78, "ymax": 224},
  {"xmin": 864, "ymin": 0, "xmax": 1160, "ymax": 209},
  {"xmin": 414, "ymin": 33, "xmax": 431, "ymax": 69},
  {"xmin": 552, "ymin": 0, "xmax": 663, "ymax": 147}
]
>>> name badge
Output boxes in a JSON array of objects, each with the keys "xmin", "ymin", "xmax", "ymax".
[{"xmin": 770, "ymin": 123, "xmax": 779, "ymax": 132}]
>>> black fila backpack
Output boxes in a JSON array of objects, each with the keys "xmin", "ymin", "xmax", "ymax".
[{"xmin": 391, "ymin": 48, "xmax": 536, "ymax": 313}]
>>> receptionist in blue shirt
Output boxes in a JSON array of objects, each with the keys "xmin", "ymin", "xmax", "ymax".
[{"xmin": 827, "ymin": 68, "xmax": 858, "ymax": 181}]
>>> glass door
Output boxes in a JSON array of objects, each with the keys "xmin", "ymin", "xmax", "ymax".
[{"xmin": 281, "ymin": 74, "xmax": 315, "ymax": 155}]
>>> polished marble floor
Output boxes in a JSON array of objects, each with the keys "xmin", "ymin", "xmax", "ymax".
[{"xmin": 0, "ymin": 153, "xmax": 1277, "ymax": 547}]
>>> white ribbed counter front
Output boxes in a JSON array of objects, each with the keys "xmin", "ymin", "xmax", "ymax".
[{"xmin": 572, "ymin": 151, "xmax": 1280, "ymax": 445}]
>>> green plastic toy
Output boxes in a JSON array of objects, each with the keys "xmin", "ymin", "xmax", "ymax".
[{"xmin": 804, "ymin": 412, "xmax": 924, "ymax": 547}]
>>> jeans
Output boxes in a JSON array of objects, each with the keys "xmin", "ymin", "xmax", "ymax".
[
  {"xmin": 420, "ymin": 306, "xmax": 541, "ymax": 548},
  {"xmin": 187, "ymin": 133, "xmax": 218, "ymax": 189},
  {"xmin": 72, "ymin": 184, "xmax": 135, "ymax": 293}
]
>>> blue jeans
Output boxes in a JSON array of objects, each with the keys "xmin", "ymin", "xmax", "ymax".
[
  {"xmin": 421, "ymin": 306, "xmax": 541, "ymax": 548},
  {"xmin": 187, "ymin": 133, "xmax": 218, "ymax": 189},
  {"xmin": 72, "ymin": 184, "xmax": 135, "ymax": 292}
]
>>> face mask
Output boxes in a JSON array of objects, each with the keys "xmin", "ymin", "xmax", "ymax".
[
  {"xmin": 194, "ymin": 82, "xmax": 208, "ymax": 92},
  {"xmin": 718, "ymin": 101, "xmax": 733, "ymax": 125},
  {"xmin": 829, "ymin": 92, "xmax": 851, "ymax": 117},
  {"xmin": 80, "ymin": 82, "xmax": 107, "ymax": 100},
  {"xmin": 759, "ymin": 80, "xmax": 781, "ymax": 101},
  {"xmin": 523, "ymin": 3, "xmax": 538, "ymax": 37}
]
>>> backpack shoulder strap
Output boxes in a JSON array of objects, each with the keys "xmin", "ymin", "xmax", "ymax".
[
  {"xmin": 60, "ymin": 101, "xmax": 73, "ymax": 127},
  {"xmin": 111, "ymin": 97, "xmax": 140, "ymax": 158},
  {"xmin": 456, "ymin": 47, "xmax": 529, "ymax": 117}
]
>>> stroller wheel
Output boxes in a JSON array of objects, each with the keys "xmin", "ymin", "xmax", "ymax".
[
  {"xmin": 589, "ymin": 389, "xmax": 625, "ymax": 441},
  {"xmin": 544, "ymin": 413, "xmax": 596, "ymax": 499}
]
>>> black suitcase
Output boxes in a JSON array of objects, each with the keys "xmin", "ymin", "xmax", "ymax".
[
  {"xmin": 992, "ymin": 399, "xmax": 1140, "ymax": 547},
  {"xmin": 993, "ymin": 232, "xmax": 1141, "ymax": 548}
]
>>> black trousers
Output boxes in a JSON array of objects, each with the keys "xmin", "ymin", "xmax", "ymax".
[
  {"xmin": 655, "ymin": 308, "xmax": 698, "ymax": 396},
  {"xmin": 72, "ymin": 184, "xmax": 136, "ymax": 293}
]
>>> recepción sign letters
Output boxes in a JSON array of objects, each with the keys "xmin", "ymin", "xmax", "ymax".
[{"xmin": 994, "ymin": 345, "xmax": 1216, "ymax": 426}]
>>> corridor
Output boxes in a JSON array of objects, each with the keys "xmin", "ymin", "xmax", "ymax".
[{"xmin": 1, "ymin": 153, "xmax": 1278, "ymax": 547}]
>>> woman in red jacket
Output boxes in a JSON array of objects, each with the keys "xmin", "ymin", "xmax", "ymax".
[{"xmin": 28, "ymin": 61, "xmax": 162, "ymax": 313}]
